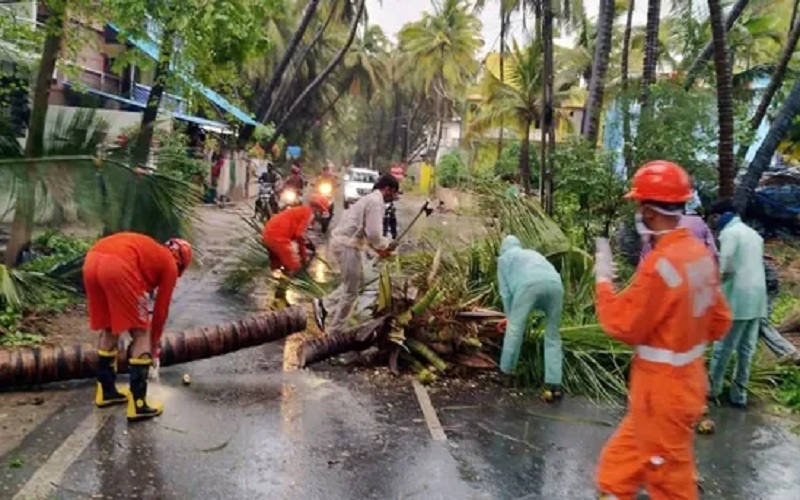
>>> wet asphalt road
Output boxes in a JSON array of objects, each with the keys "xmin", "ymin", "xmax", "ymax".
[{"xmin": 3, "ymin": 201, "xmax": 800, "ymax": 499}]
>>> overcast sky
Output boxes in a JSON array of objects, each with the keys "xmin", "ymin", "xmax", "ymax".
[{"xmin": 365, "ymin": 0, "xmax": 656, "ymax": 55}]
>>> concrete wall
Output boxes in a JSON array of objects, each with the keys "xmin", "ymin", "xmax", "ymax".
[{"xmin": 45, "ymin": 105, "xmax": 145, "ymax": 140}]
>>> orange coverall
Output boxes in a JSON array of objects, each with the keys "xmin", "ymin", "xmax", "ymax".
[
  {"xmin": 595, "ymin": 228, "xmax": 732, "ymax": 500},
  {"xmin": 262, "ymin": 206, "xmax": 314, "ymax": 272},
  {"xmin": 83, "ymin": 232, "xmax": 179, "ymax": 345}
]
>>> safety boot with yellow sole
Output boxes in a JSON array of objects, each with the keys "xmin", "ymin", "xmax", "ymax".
[
  {"xmin": 95, "ymin": 349, "xmax": 129, "ymax": 407},
  {"xmin": 127, "ymin": 357, "xmax": 163, "ymax": 421}
]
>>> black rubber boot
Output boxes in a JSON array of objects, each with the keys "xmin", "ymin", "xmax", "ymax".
[
  {"xmin": 127, "ymin": 357, "xmax": 163, "ymax": 421},
  {"xmin": 95, "ymin": 350, "xmax": 128, "ymax": 407}
]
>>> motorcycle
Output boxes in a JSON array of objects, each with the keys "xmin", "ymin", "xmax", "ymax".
[
  {"xmin": 254, "ymin": 180, "xmax": 279, "ymax": 221},
  {"xmin": 313, "ymin": 179, "xmax": 335, "ymax": 233}
]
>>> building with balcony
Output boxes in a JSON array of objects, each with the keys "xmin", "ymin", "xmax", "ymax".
[{"xmin": 1, "ymin": 1, "xmax": 257, "ymax": 138}]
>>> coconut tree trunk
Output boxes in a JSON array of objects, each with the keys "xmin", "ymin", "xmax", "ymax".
[
  {"xmin": 748, "ymin": 17, "xmax": 800, "ymax": 134},
  {"xmin": 621, "ymin": 0, "xmax": 635, "ymax": 174},
  {"xmin": 239, "ymin": 0, "xmax": 322, "ymax": 146},
  {"xmin": 497, "ymin": 5, "xmax": 507, "ymax": 160},
  {"xmin": 299, "ymin": 316, "xmax": 390, "ymax": 367},
  {"xmin": 264, "ymin": 0, "xmax": 339, "ymax": 124},
  {"xmin": 707, "ymin": 0, "xmax": 736, "ymax": 198},
  {"xmin": 0, "ymin": 308, "xmax": 307, "ymax": 388},
  {"xmin": 582, "ymin": 0, "xmax": 614, "ymax": 145},
  {"xmin": 683, "ymin": 0, "xmax": 750, "ymax": 90},
  {"xmin": 132, "ymin": 29, "xmax": 176, "ymax": 168},
  {"xmin": 542, "ymin": 0, "xmax": 556, "ymax": 214},
  {"xmin": 520, "ymin": 119, "xmax": 533, "ymax": 194},
  {"xmin": 268, "ymin": 0, "xmax": 366, "ymax": 146},
  {"xmin": 5, "ymin": 3, "xmax": 65, "ymax": 267},
  {"xmin": 640, "ymin": 0, "xmax": 662, "ymax": 106},
  {"xmin": 734, "ymin": 77, "xmax": 800, "ymax": 212}
]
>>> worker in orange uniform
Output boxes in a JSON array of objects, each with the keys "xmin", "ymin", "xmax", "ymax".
[
  {"xmin": 262, "ymin": 199, "xmax": 328, "ymax": 305},
  {"xmin": 84, "ymin": 233, "xmax": 192, "ymax": 421},
  {"xmin": 593, "ymin": 161, "xmax": 732, "ymax": 500}
]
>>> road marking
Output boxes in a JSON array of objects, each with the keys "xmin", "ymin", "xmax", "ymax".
[
  {"xmin": 13, "ymin": 411, "xmax": 111, "ymax": 500},
  {"xmin": 411, "ymin": 380, "xmax": 447, "ymax": 442}
]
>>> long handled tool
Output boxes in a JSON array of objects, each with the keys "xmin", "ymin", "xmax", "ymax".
[
  {"xmin": 369, "ymin": 200, "xmax": 435, "ymax": 266},
  {"xmin": 394, "ymin": 199, "xmax": 434, "ymax": 244}
]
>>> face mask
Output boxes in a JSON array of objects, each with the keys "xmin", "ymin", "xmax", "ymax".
[{"xmin": 635, "ymin": 208, "xmax": 679, "ymax": 238}]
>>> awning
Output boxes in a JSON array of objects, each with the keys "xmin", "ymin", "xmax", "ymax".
[
  {"xmin": 65, "ymin": 83, "xmax": 145, "ymax": 110},
  {"xmin": 65, "ymin": 83, "xmax": 232, "ymax": 133},
  {"xmin": 173, "ymin": 113, "xmax": 231, "ymax": 134},
  {"xmin": 107, "ymin": 23, "xmax": 259, "ymax": 127}
]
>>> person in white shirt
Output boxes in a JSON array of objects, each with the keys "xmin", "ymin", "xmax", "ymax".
[{"xmin": 313, "ymin": 174, "xmax": 399, "ymax": 334}]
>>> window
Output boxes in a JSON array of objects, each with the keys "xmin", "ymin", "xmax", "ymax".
[{"xmin": 348, "ymin": 170, "xmax": 378, "ymax": 183}]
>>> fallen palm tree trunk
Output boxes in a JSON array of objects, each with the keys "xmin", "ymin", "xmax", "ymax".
[
  {"xmin": 0, "ymin": 307, "xmax": 307, "ymax": 388},
  {"xmin": 778, "ymin": 306, "xmax": 800, "ymax": 334},
  {"xmin": 299, "ymin": 317, "xmax": 392, "ymax": 367}
]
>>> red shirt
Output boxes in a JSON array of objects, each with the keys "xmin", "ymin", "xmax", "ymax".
[{"xmin": 90, "ymin": 232, "xmax": 178, "ymax": 343}]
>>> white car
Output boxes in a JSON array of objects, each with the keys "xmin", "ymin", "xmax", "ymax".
[{"xmin": 343, "ymin": 167, "xmax": 379, "ymax": 209}]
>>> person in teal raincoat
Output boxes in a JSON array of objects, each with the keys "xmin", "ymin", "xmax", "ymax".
[
  {"xmin": 497, "ymin": 235, "xmax": 565, "ymax": 400},
  {"xmin": 708, "ymin": 199, "xmax": 768, "ymax": 408}
]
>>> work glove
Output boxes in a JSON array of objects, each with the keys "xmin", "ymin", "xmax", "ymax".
[
  {"xmin": 376, "ymin": 247, "xmax": 394, "ymax": 260},
  {"xmin": 594, "ymin": 237, "xmax": 616, "ymax": 285}
]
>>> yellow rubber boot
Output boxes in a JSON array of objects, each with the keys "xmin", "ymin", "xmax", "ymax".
[
  {"xmin": 127, "ymin": 357, "xmax": 163, "ymax": 421},
  {"xmin": 95, "ymin": 350, "xmax": 129, "ymax": 408}
]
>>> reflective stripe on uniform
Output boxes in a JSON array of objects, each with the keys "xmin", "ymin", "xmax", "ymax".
[
  {"xmin": 635, "ymin": 342, "xmax": 707, "ymax": 367},
  {"xmin": 656, "ymin": 258, "xmax": 683, "ymax": 288}
]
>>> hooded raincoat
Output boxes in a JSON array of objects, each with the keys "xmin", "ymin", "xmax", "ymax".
[{"xmin": 497, "ymin": 236, "xmax": 564, "ymax": 384}]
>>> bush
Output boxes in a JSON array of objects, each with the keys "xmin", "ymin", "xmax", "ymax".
[
  {"xmin": 553, "ymin": 139, "xmax": 627, "ymax": 247},
  {"xmin": 630, "ymin": 82, "xmax": 718, "ymax": 184},
  {"xmin": 494, "ymin": 141, "xmax": 539, "ymax": 187},
  {"xmin": 438, "ymin": 151, "xmax": 468, "ymax": 188}
]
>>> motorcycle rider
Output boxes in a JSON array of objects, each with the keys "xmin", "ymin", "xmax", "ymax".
[
  {"xmin": 284, "ymin": 162, "xmax": 306, "ymax": 193},
  {"xmin": 256, "ymin": 161, "xmax": 282, "ymax": 217},
  {"xmin": 258, "ymin": 161, "xmax": 282, "ymax": 186}
]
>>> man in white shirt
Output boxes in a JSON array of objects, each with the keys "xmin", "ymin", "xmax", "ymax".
[{"xmin": 313, "ymin": 174, "xmax": 399, "ymax": 334}]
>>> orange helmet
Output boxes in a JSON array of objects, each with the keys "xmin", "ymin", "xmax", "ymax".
[
  {"xmin": 624, "ymin": 160, "xmax": 692, "ymax": 203},
  {"xmin": 166, "ymin": 238, "xmax": 193, "ymax": 276},
  {"xmin": 309, "ymin": 193, "xmax": 331, "ymax": 215}
]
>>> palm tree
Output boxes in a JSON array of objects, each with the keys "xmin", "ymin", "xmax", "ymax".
[
  {"xmin": 582, "ymin": 0, "xmax": 615, "ymax": 145},
  {"xmin": 707, "ymin": 0, "xmax": 736, "ymax": 198},
  {"xmin": 267, "ymin": 0, "xmax": 368, "ymax": 145},
  {"xmin": 640, "ymin": 0, "xmax": 662, "ymax": 104},
  {"xmin": 398, "ymin": 0, "xmax": 483, "ymax": 163},
  {"xmin": 240, "ymin": 0, "xmax": 323, "ymax": 145},
  {"xmin": 469, "ymin": 41, "xmax": 580, "ymax": 195},
  {"xmin": 682, "ymin": 0, "xmax": 751, "ymax": 89},
  {"xmin": 620, "ymin": 0, "xmax": 636, "ymax": 173},
  {"xmin": 747, "ymin": 12, "xmax": 800, "ymax": 133},
  {"xmin": 6, "ymin": 0, "xmax": 66, "ymax": 267}
]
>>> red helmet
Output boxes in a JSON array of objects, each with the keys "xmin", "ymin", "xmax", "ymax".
[
  {"xmin": 624, "ymin": 161, "xmax": 692, "ymax": 203},
  {"xmin": 309, "ymin": 193, "xmax": 331, "ymax": 215},
  {"xmin": 166, "ymin": 238, "xmax": 193, "ymax": 276}
]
